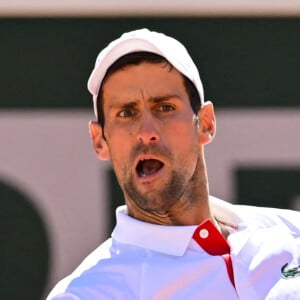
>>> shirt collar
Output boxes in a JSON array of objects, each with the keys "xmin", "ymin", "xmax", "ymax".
[{"xmin": 112, "ymin": 196, "xmax": 243, "ymax": 256}]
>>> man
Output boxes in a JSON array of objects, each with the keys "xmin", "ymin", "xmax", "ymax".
[{"xmin": 47, "ymin": 29, "xmax": 300, "ymax": 299}]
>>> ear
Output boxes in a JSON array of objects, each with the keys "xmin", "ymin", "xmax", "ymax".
[
  {"xmin": 88, "ymin": 121, "xmax": 110, "ymax": 160},
  {"xmin": 197, "ymin": 101, "xmax": 216, "ymax": 145}
]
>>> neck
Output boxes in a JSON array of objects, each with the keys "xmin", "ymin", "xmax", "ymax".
[{"xmin": 126, "ymin": 174, "xmax": 213, "ymax": 226}]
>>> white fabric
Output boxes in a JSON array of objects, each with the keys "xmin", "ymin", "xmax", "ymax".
[{"xmin": 47, "ymin": 197, "xmax": 300, "ymax": 300}]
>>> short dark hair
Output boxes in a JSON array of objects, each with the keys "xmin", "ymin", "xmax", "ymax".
[{"xmin": 96, "ymin": 52, "xmax": 201, "ymax": 128}]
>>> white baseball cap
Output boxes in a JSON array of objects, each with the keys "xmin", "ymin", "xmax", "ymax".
[{"xmin": 87, "ymin": 28, "xmax": 204, "ymax": 119}]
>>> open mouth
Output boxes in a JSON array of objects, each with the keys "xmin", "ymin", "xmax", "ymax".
[{"xmin": 136, "ymin": 159, "xmax": 164, "ymax": 178}]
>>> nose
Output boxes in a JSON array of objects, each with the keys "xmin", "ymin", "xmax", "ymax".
[{"xmin": 136, "ymin": 112, "xmax": 160, "ymax": 144}]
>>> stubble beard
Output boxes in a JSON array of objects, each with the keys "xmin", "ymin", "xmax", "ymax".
[
  {"xmin": 118, "ymin": 142, "xmax": 202, "ymax": 215},
  {"xmin": 124, "ymin": 170, "xmax": 187, "ymax": 214},
  {"xmin": 124, "ymin": 161, "xmax": 202, "ymax": 215}
]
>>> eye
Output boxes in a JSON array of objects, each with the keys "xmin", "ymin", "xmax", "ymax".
[
  {"xmin": 117, "ymin": 108, "xmax": 135, "ymax": 118},
  {"xmin": 157, "ymin": 104, "xmax": 175, "ymax": 112}
]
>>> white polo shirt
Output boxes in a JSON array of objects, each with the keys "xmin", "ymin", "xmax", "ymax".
[{"xmin": 47, "ymin": 197, "xmax": 300, "ymax": 300}]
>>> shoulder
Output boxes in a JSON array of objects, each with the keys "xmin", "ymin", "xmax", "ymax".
[
  {"xmin": 47, "ymin": 238, "xmax": 113, "ymax": 299},
  {"xmin": 210, "ymin": 195, "xmax": 300, "ymax": 233},
  {"xmin": 235, "ymin": 204, "xmax": 300, "ymax": 232},
  {"xmin": 47, "ymin": 237, "xmax": 142, "ymax": 300}
]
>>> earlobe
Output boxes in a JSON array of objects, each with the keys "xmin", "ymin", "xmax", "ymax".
[
  {"xmin": 88, "ymin": 121, "xmax": 110, "ymax": 160},
  {"xmin": 198, "ymin": 101, "xmax": 216, "ymax": 144}
]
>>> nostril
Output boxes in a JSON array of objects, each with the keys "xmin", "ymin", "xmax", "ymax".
[
  {"xmin": 139, "ymin": 136, "xmax": 157, "ymax": 143},
  {"xmin": 138, "ymin": 133, "xmax": 159, "ymax": 144}
]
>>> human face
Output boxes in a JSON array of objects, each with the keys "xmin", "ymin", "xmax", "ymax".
[{"xmin": 97, "ymin": 62, "xmax": 208, "ymax": 216}]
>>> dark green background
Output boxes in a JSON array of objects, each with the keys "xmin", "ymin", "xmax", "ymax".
[
  {"xmin": 1, "ymin": 17, "xmax": 299, "ymax": 299},
  {"xmin": 237, "ymin": 168, "xmax": 300, "ymax": 209},
  {"xmin": 0, "ymin": 180, "xmax": 49, "ymax": 299},
  {"xmin": 1, "ymin": 17, "xmax": 300, "ymax": 110}
]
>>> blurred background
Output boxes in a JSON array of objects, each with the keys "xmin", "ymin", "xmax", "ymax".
[{"xmin": 1, "ymin": 1, "xmax": 300, "ymax": 298}]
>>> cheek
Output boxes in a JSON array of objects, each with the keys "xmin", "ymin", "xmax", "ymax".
[
  {"xmin": 170, "ymin": 121, "xmax": 198, "ymax": 146},
  {"xmin": 106, "ymin": 130, "xmax": 133, "ymax": 166},
  {"xmin": 174, "ymin": 125, "xmax": 199, "ymax": 160}
]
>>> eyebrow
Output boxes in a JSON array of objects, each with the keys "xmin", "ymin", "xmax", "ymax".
[
  {"xmin": 108, "ymin": 101, "xmax": 137, "ymax": 110},
  {"xmin": 148, "ymin": 95, "xmax": 181, "ymax": 104},
  {"xmin": 107, "ymin": 94, "xmax": 181, "ymax": 111}
]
